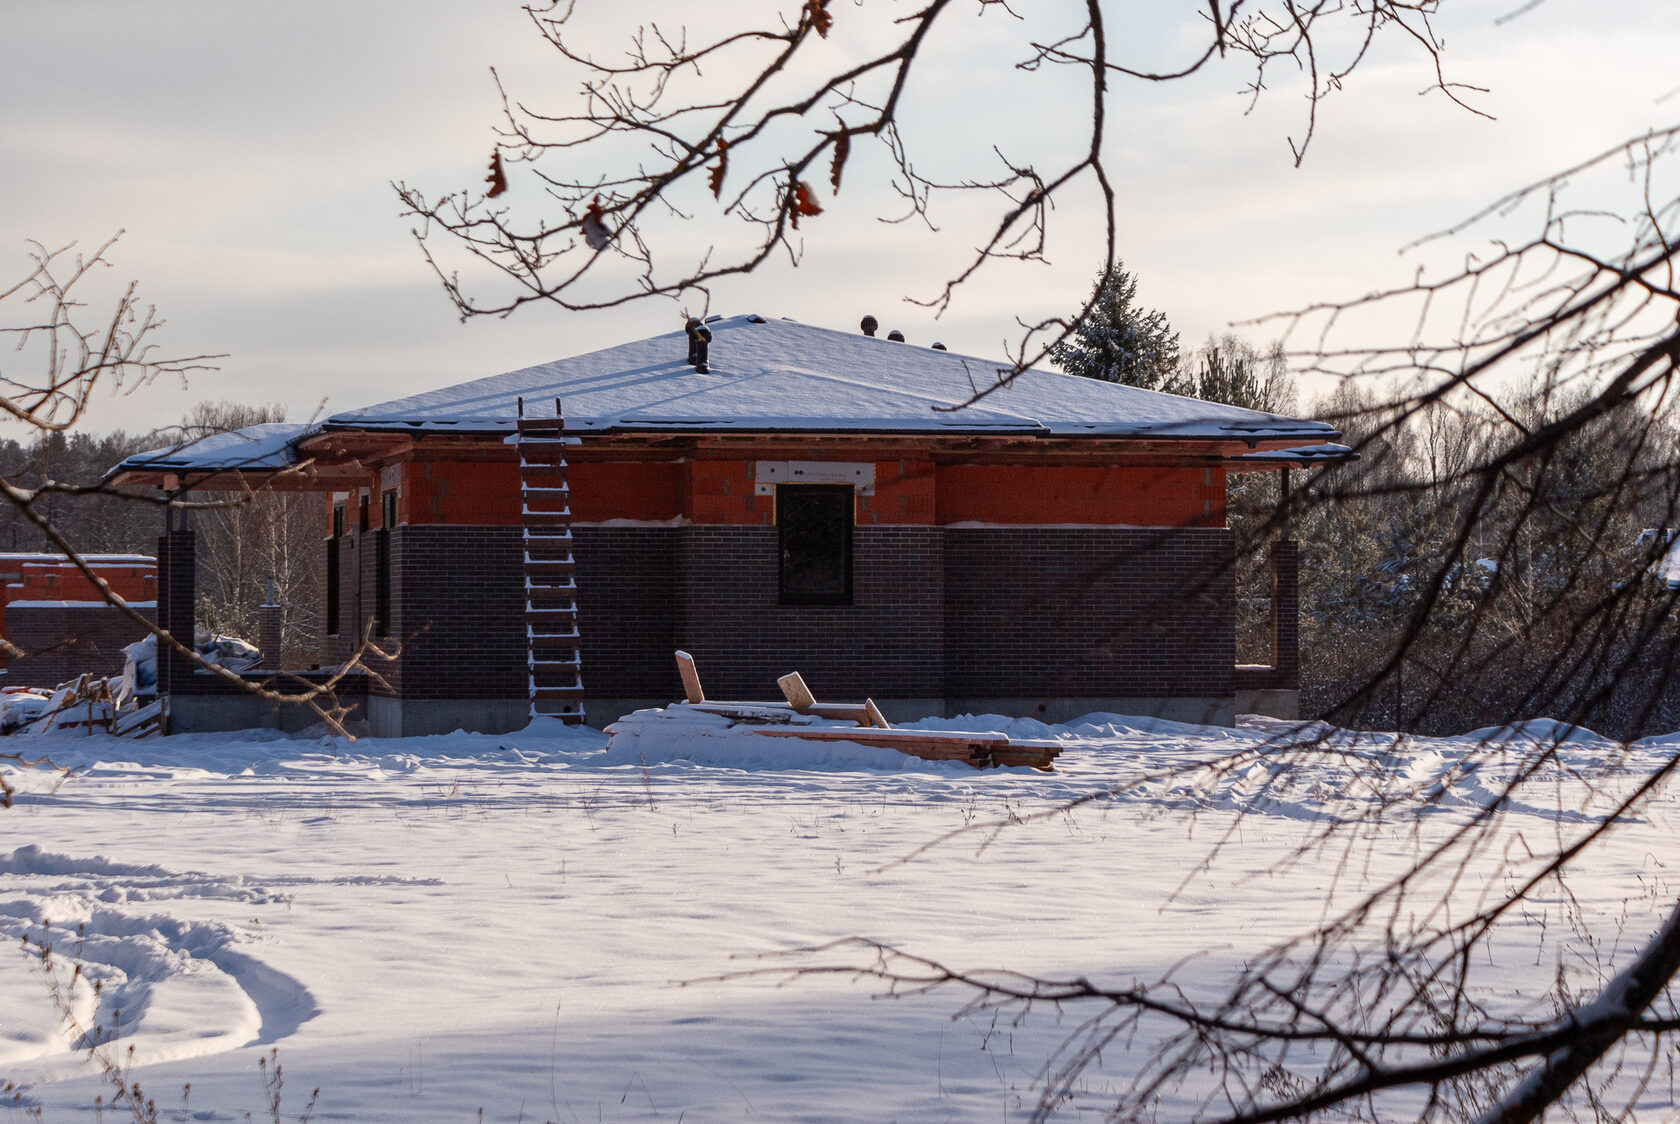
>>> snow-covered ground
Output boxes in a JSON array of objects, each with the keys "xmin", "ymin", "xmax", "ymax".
[{"xmin": 1, "ymin": 712, "xmax": 1676, "ymax": 1121}]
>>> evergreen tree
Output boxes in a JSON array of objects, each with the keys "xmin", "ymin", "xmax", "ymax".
[
  {"xmin": 1050, "ymin": 265, "xmax": 1180, "ymax": 390},
  {"xmin": 1172, "ymin": 333, "xmax": 1297, "ymax": 413}
]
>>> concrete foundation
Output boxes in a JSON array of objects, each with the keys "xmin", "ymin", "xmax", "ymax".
[
  {"xmin": 945, "ymin": 696, "xmax": 1238, "ymax": 727},
  {"xmin": 1235, "ymin": 688, "xmax": 1301, "ymax": 721},
  {"xmin": 367, "ymin": 696, "xmax": 532, "ymax": 738},
  {"xmin": 168, "ymin": 692, "xmax": 364, "ymax": 735}
]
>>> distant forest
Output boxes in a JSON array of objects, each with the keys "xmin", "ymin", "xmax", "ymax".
[{"xmin": 3, "ymin": 403, "xmax": 323, "ymax": 667}]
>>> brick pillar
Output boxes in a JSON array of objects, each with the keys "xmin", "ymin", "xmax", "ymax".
[
  {"xmin": 155, "ymin": 528, "xmax": 197, "ymax": 694},
  {"xmin": 258, "ymin": 602, "xmax": 283, "ymax": 670},
  {"xmin": 1270, "ymin": 539, "xmax": 1300, "ymax": 689}
]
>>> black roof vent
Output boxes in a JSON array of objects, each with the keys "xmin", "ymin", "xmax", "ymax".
[
  {"xmin": 860, "ymin": 315, "xmax": 878, "ymax": 337},
  {"xmin": 931, "ymin": 342, "xmax": 947, "ymax": 351},
  {"xmin": 887, "ymin": 329, "xmax": 905, "ymax": 342},
  {"xmin": 684, "ymin": 317, "xmax": 713, "ymax": 373}
]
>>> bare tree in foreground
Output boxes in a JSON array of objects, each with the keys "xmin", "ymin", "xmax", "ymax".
[
  {"xmin": 0, "ymin": 237, "xmax": 375, "ymax": 790},
  {"xmin": 394, "ymin": 2, "xmax": 1680, "ymax": 1118},
  {"xmin": 395, "ymin": 0, "xmax": 1476, "ymax": 374}
]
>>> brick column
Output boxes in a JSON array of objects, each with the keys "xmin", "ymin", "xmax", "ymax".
[
  {"xmin": 1270, "ymin": 539, "xmax": 1300, "ymax": 689},
  {"xmin": 258, "ymin": 602, "xmax": 283, "ymax": 670},
  {"xmin": 155, "ymin": 529, "xmax": 197, "ymax": 694}
]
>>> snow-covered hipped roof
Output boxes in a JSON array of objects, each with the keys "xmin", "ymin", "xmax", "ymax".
[
  {"xmin": 114, "ymin": 422, "xmax": 307, "ymax": 476},
  {"xmin": 327, "ymin": 315, "xmax": 1337, "ymax": 442}
]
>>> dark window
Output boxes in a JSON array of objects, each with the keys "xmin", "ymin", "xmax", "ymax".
[
  {"xmin": 326, "ymin": 503, "xmax": 344, "ymax": 636},
  {"xmin": 374, "ymin": 491, "xmax": 395, "ymax": 636},
  {"xmin": 778, "ymin": 484, "xmax": 853, "ymax": 605},
  {"xmin": 358, "ymin": 492, "xmax": 370, "ymax": 533}
]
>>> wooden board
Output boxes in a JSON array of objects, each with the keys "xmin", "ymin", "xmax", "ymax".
[
  {"xmin": 674, "ymin": 650, "xmax": 705, "ymax": 704},
  {"xmin": 777, "ymin": 672, "xmax": 816, "ymax": 709},
  {"xmin": 863, "ymin": 698, "xmax": 890, "ymax": 730},
  {"xmin": 747, "ymin": 725, "xmax": 1061, "ymax": 771},
  {"xmin": 690, "ymin": 700, "xmax": 871, "ymax": 723}
]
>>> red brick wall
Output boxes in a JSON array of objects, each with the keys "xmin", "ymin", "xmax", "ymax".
[
  {"xmin": 685, "ymin": 460, "xmax": 773, "ymax": 525},
  {"xmin": 572, "ymin": 462, "xmax": 683, "ymax": 521},
  {"xmin": 387, "ymin": 457, "xmax": 1224, "ymax": 530},
  {"xmin": 935, "ymin": 465, "xmax": 1225, "ymax": 527},
  {"xmin": 857, "ymin": 460, "xmax": 936, "ymax": 525},
  {"xmin": 402, "ymin": 461, "xmax": 521, "ymax": 526}
]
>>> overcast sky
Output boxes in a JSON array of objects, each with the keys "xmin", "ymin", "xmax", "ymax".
[{"xmin": 3, "ymin": 1, "xmax": 1677, "ymax": 438}]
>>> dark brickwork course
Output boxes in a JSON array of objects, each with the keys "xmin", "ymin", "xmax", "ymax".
[
  {"xmin": 317, "ymin": 522, "xmax": 1240, "ymax": 709},
  {"xmin": 156, "ymin": 529, "xmax": 197, "ymax": 694},
  {"xmin": 676, "ymin": 526, "xmax": 945, "ymax": 701},
  {"xmin": 383, "ymin": 526, "xmax": 526, "ymax": 701},
  {"xmin": 943, "ymin": 527, "xmax": 1236, "ymax": 700},
  {"xmin": 573, "ymin": 528, "xmax": 677, "ymax": 698}
]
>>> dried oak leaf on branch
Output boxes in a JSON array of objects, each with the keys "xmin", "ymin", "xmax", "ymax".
[
  {"xmin": 806, "ymin": 0, "xmax": 832, "ymax": 38},
  {"xmin": 485, "ymin": 150, "xmax": 508, "ymax": 198},
  {"xmin": 790, "ymin": 180, "xmax": 823, "ymax": 229},
  {"xmin": 708, "ymin": 139, "xmax": 729, "ymax": 200},
  {"xmin": 829, "ymin": 133, "xmax": 850, "ymax": 195}
]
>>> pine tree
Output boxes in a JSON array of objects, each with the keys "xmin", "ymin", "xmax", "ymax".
[{"xmin": 1050, "ymin": 265, "xmax": 1180, "ymax": 390}]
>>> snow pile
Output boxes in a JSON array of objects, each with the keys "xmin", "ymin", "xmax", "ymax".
[{"xmin": 601, "ymin": 705, "xmax": 1058, "ymax": 773}]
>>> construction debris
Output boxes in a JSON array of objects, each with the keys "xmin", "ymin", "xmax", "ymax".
[
  {"xmin": 1, "ymin": 672, "xmax": 166, "ymax": 738},
  {"xmin": 615, "ymin": 652, "xmax": 1062, "ymax": 771}
]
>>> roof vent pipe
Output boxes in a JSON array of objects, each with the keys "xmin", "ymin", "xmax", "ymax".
[
  {"xmin": 685, "ymin": 317, "xmax": 712, "ymax": 373},
  {"xmin": 860, "ymin": 315, "xmax": 878, "ymax": 337},
  {"xmin": 887, "ymin": 330, "xmax": 905, "ymax": 342},
  {"xmin": 931, "ymin": 342, "xmax": 947, "ymax": 351}
]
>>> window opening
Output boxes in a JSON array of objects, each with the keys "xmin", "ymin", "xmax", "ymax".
[
  {"xmin": 326, "ymin": 503, "xmax": 344, "ymax": 636},
  {"xmin": 374, "ymin": 490, "xmax": 395, "ymax": 636},
  {"xmin": 777, "ymin": 484, "xmax": 853, "ymax": 606}
]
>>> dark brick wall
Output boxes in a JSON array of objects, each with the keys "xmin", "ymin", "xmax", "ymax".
[
  {"xmin": 388, "ymin": 525, "xmax": 525, "ymax": 700},
  {"xmin": 4, "ymin": 604, "xmax": 156, "ymax": 687},
  {"xmin": 573, "ymin": 527, "xmax": 677, "ymax": 698},
  {"xmin": 675, "ymin": 525, "xmax": 946, "ymax": 700},
  {"xmin": 156, "ymin": 529, "xmax": 196, "ymax": 694},
  {"xmin": 943, "ymin": 527, "xmax": 1236, "ymax": 699},
  {"xmin": 321, "ymin": 521, "xmax": 1238, "ymax": 710}
]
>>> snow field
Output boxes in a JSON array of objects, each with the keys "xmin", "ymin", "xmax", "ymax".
[{"xmin": 0, "ymin": 715, "xmax": 1676, "ymax": 1120}]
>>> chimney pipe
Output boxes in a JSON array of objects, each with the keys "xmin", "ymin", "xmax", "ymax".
[
  {"xmin": 860, "ymin": 315, "xmax": 878, "ymax": 337},
  {"xmin": 685, "ymin": 318, "xmax": 712, "ymax": 373}
]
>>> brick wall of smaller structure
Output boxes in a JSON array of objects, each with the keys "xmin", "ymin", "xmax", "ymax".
[
  {"xmin": 4, "ymin": 604, "xmax": 156, "ymax": 687},
  {"xmin": 943, "ymin": 527, "xmax": 1236, "ymax": 700}
]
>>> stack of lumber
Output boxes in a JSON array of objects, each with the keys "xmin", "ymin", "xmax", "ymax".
[{"xmin": 670, "ymin": 652, "xmax": 1061, "ymax": 772}]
